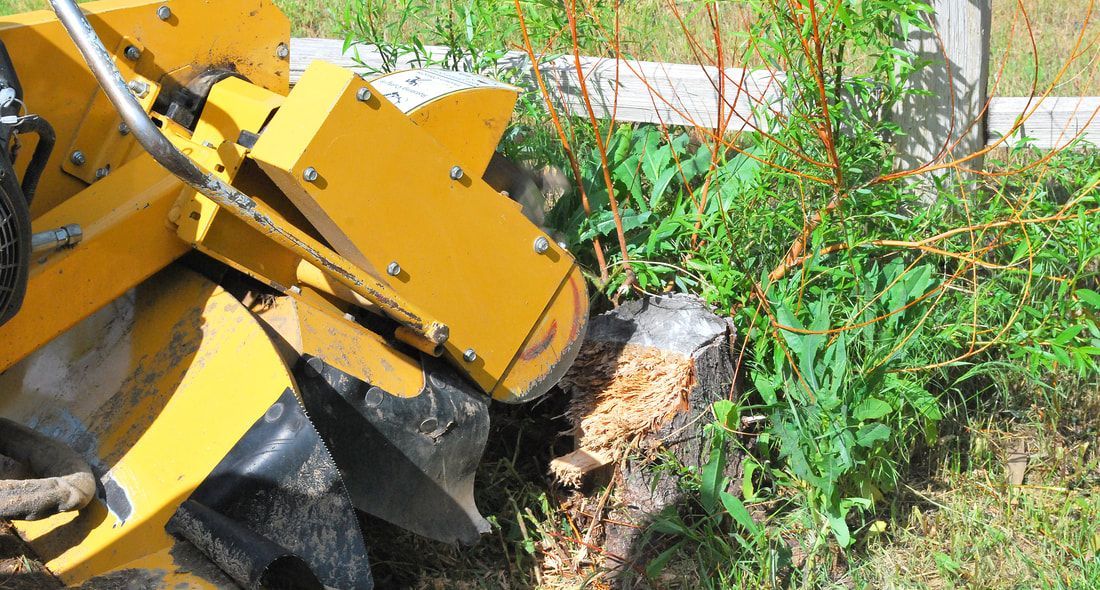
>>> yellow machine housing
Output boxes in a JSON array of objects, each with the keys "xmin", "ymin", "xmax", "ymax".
[{"xmin": 0, "ymin": 1, "xmax": 588, "ymax": 587}]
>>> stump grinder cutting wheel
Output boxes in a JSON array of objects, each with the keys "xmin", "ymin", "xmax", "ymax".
[{"xmin": 0, "ymin": 1, "xmax": 588, "ymax": 587}]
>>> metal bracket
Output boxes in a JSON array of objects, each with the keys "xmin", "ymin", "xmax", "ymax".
[{"xmin": 61, "ymin": 36, "xmax": 157, "ymax": 185}]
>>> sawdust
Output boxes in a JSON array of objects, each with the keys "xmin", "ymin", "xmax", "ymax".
[{"xmin": 558, "ymin": 341, "xmax": 694, "ymax": 459}]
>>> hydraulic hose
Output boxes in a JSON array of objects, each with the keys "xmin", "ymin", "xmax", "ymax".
[
  {"xmin": 14, "ymin": 114, "xmax": 55, "ymax": 205},
  {"xmin": 46, "ymin": 0, "xmax": 449, "ymax": 346},
  {"xmin": 0, "ymin": 418, "xmax": 95, "ymax": 520}
]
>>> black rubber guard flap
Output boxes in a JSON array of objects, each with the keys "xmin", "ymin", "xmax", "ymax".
[
  {"xmin": 168, "ymin": 388, "xmax": 374, "ymax": 589},
  {"xmin": 296, "ymin": 354, "xmax": 492, "ymax": 546}
]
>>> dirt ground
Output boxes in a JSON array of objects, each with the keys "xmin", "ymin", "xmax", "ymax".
[{"xmin": 0, "ymin": 520, "xmax": 61, "ymax": 589}]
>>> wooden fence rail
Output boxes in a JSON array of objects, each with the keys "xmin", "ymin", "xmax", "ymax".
[{"xmin": 289, "ymin": 37, "xmax": 1100, "ymax": 151}]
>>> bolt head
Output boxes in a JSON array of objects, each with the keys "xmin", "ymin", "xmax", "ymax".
[
  {"xmin": 463, "ymin": 349, "xmax": 477, "ymax": 363},
  {"xmin": 156, "ymin": 5, "xmax": 172, "ymax": 20},
  {"xmin": 533, "ymin": 236, "xmax": 551, "ymax": 254},
  {"xmin": 387, "ymin": 262, "xmax": 402, "ymax": 276},
  {"xmin": 418, "ymin": 418, "xmax": 438, "ymax": 434},
  {"xmin": 118, "ymin": 122, "xmax": 130, "ymax": 136},
  {"xmin": 94, "ymin": 167, "xmax": 110, "ymax": 180},
  {"xmin": 70, "ymin": 151, "xmax": 86, "ymax": 166},
  {"xmin": 356, "ymin": 87, "xmax": 372, "ymax": 102},
  {"xmin": 449, "ymin": 166, "xmax": 464, "ymax": 181},
  {"xmin": 128, "ymin": 79, "xmax": 150, "ymax": 98},
  {"xmin": 124, "ymin": 45, "xmax": 141, "ymax": 61},
  {"xmin": 302, "ymin": 167, "xmax": 319, "ymax": 182},
  {"xmin": 275, "ymin": 43, "xmax": 290, "ymax": 59}
]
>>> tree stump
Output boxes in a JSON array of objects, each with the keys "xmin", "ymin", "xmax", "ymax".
[{"xmin": 552, "ymin": 294, "xmax": 740, "ymax": 585}]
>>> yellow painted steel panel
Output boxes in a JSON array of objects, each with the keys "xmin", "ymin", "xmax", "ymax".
[
  {"xmin": 0, "ymin": 0, "xmax": 290, "ymax": 216},
  {"xmin": 249, "ymin": 62, "xmax": 577, "ymax": 395},
  {"xmin": 370, "ymin": 69, "xmax": 520, "ymax": 177},
  {"xmin": 0, "ymin": 153, "xmax": 190, "ymax": 373},
  {"xmin": 0, "ymin": 267, "xmax": 294, "ymax": 585}
]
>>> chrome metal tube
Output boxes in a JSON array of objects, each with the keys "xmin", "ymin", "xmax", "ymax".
[
  {"xmin": 46, "ymin": 0, "xmax": 448, "ymax": 345},
  {"xmin": 31, "ymin": 224, "xmax": 83, "ymax": 255}
]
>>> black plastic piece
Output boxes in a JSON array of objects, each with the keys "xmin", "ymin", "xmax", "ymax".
[
  {"xmin": 168, "ymin": 500, "xmax": 323, "ymax": 590},
  {"xmin": 13, "ymin": 115, "xmax": 55, "ymax": 205},
  {"xmin": 172, "ymin": 388, "xmax": 375, "ymax": 589},
  {"xmin": 296, "ymin": 355, "xmax": 492, "ymax": 545},
  {"xmin": 0, "ymin": 40, "xmax": 34, "ymax": 327}
]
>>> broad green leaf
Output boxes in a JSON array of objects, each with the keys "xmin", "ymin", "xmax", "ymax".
[
  {"xmin": 855, "ymin": 423, "xmax": 891, "ymax": 447},
  {"xmin": 700, "ymin": 443, "xmax": 726, "ymax": 514},
  {"xmin": 713, "ymin": 400, "xmax": 740, "ymax": 431},
  {"xmin": 853, "ymin": 397, "xmax": 892, "ymax": 421},
  {"xmin": 719, "ymin": 491, "xmax": 760, "ymax": 536},
  {"xmin": 1077, "ymin": 289, "xmax": 1100, "ymax": 309},
  {"xmin": 829, "ymin": 513, "xmax": 852, "ymax": 547}
]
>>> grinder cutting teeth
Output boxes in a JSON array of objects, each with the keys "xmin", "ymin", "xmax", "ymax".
[{"xmin": 0, "ymin": 1, "xmax": 588, "ymax": 587}]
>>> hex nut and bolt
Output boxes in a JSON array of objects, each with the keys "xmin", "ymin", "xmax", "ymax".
[
  {"xmin": 128, "ymin": 80, "xmax": 150, "ymax": 98},
  {"xmin": 449, "ymin": 166, "xmax": 464, "ymax": 181},
  {"xmin": 70, "ymin": 151, "xmax": 86, "ymax": 166},
  {"xmin": 275, "ymin": 43, "xmax": 290, "ymax": 59},
  {"xmin": 302, "ymin": 167, "xmax": 319, "ymax": 182},
  {"xmin": 356, "ymin": 87, "xmax": 372, "ymax": 102},
  {"xmin": 95, "ymin": 167, "xmax": 110, "ymax": 180},
  {"xmin": 533, "ymin": 236, "xmax": 550, "ymax": 254},
  {"xmin": 463, "ymin": 349, "xmax": 477, "ymax": 363},
  {"xmin": 156, "ymin": 5, "xmax": 172, "ymax": 20},
  {"xmin": 387, "ymin": 262, "xmax": 401, "ymax": 276},
  {"xmin": 118, "ymin": 123, "xmax": 130, "ymax": 136},
  {"xmin": 124, "ymin": 45, "xmax": 141, "ymax": 61}
]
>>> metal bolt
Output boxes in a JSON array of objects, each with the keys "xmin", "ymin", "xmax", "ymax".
[
  {"xmin": 418, "ymin": 418, "xmax": 438, "ymax": 434},
  {"xmin": 306, "ymin": 356, "xmax": 325, "ymax": 373},
  {"xmin": 449, "ymin": 166, "xmax": 464, "ymax": 181},
  {"xmin": 156, "ymin": 5, "xmax": 172, "ymax": 20},
  {"xmin": 558, "ymin": 241, "xmax": 569, "ymax": 251},
  {"xmin": 533, "ymin": 236, "xmax": 550, "ymax": 254},
  {"xmin": 302, "ymin": 167, "xmax": 319, "ymax": 182},
  {"xmin": 124, "ymin": 45, "xmax": 141, "ymax": 61},
  {"xmin": 202, "ymin": 141, "xmax": 215, "ymax": 148},
  {"xmin": 94, "ymin": 167, "xmax": 110, "ymax": 180},
  {"xmin": 343, "ymin": 312, "xmax": 356, "ymax": 322},
  {"xmin": 288, "ymin": 285, "xmax": 302, "ymax": 295},
  {"xmin": 275, "ymin": 43, "xmax": 290, "ymax": 59},
  {"xmin": 70, "ymin": 150, "xmax": 86, "ymax": 166},
  {"xmin": 463, "ymin": 349, "xmax": 477, "ymax": 363},
  {"xmin": 387, "ymin": 262, "xmax": 402, "ymax": 276},
  {"xmin": 356, "ymin": 87, "xmax": 372, "ymax": 102},
  {"xmin": 128, "ymin": 79, "xmax": 150, "ymax": 98},
  {"xmin": 118, "ymin": 122, "xmax": 130, "ymax": 136}
]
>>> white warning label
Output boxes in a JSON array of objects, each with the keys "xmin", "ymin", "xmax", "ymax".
[{"xmin": 370, "ymin": 69, "xmax": 516, "ymax": 113}]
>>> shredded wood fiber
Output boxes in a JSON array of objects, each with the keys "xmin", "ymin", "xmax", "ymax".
[{"xmin": 558, "ymin": 340, "xmax": 694, "ymax": 459}]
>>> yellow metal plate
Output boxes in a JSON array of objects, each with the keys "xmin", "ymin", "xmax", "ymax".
[
  {"xmin": 370, "ymin": 69, "xmax": 519, "ymax": 177},
  {"xmin": 0, "ymin": 0, "xmax": 290, "ymax": 216},
  {"xmin": 0, "ymin": 267, "xmax": 294, "ymax": 585},
  {"xmin": 0, "ymin": 153, "xmax": 190, "ymax": 373},
  {"xmin": 249, "ymin": 61, "xmax": 576, "ymax": 395}
]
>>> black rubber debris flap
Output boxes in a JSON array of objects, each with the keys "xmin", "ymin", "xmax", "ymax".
[{"xmin": 168, "ymin": 388, "xmax": 374, "ymax": 589}]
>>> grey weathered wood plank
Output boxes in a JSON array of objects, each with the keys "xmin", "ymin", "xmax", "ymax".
[{"xmin": 289, "ymin": 37, "xmax": 1100, "ymax": 150}]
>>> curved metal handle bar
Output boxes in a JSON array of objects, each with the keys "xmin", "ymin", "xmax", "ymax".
[{"xmin": 47, "ymin": 0, "xmax": 448, "ymax": 345}]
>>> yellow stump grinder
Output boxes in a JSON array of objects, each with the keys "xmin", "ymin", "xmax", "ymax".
[{"xmin": 0, "ymin": 1, "xmax": 588, "ymax": 587}]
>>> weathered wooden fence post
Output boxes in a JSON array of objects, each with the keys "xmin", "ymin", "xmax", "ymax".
[{"xmin": 893, "ymin": 0, "xmax": 992, "ymax": 176}]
